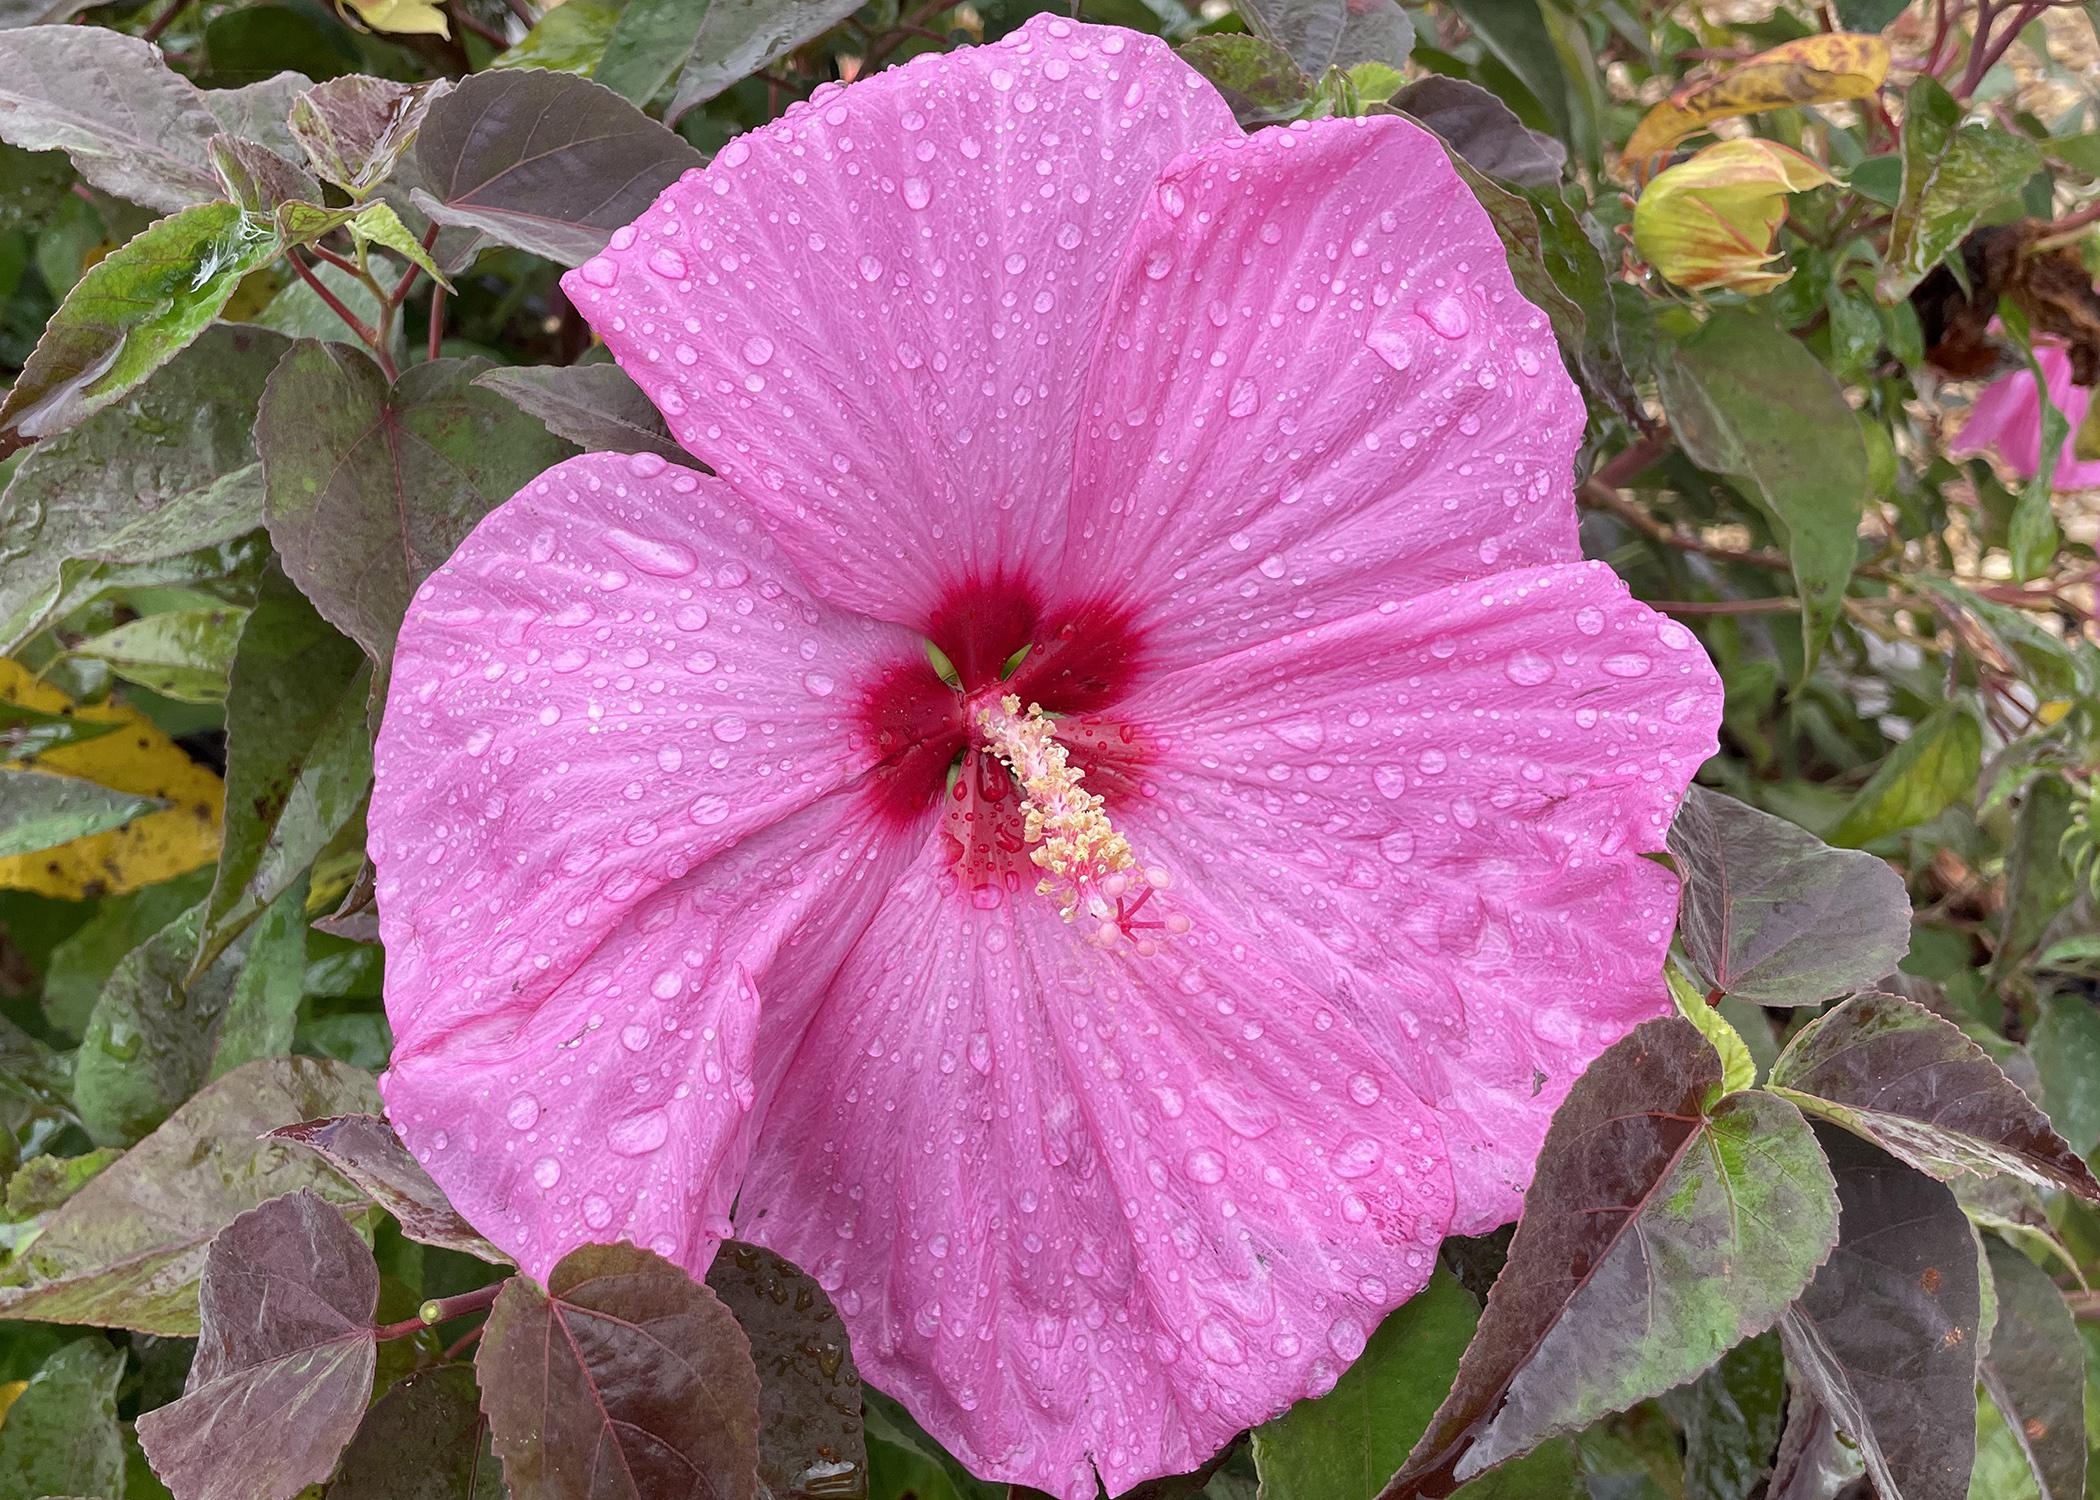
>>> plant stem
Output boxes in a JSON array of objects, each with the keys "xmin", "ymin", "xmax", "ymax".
[
  {"xmin": 373, "ymin": 1280, "xmax": 505, "ymax": 1340},
  {"xmin": 287, "ymin": 248, "xmax": 397, "ymax": 379},
  {"xmin": 427, "ymin": 283, "xmax": 446, "ymax": 362}
]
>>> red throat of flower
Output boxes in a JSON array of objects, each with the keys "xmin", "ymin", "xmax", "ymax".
[{"xmin": 851, "ymin": 577, "xmax": 1174, "ymax": 945}]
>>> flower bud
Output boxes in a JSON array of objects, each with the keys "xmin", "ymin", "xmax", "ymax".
[{"xmin": 1632, "ymin": 138, "xmax": 1835, "ymax": 295}]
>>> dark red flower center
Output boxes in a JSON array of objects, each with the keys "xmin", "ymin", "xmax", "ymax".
[{"xmin": 852, "ymin": 575, "xmax": 1150, "ymax": 892}]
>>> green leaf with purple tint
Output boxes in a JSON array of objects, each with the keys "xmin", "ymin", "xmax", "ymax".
[
  {"xmin": 1383, "ymin": 1018, "xmax": 1838, "ymax": 1495},
  {"xmin": 1769, "ymin": 989, "xmax": 2100, "ymax": 1200}
]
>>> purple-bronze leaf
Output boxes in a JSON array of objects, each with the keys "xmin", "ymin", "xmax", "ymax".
[
  {"xmin": 706, "ymin": 1241, "xmax": 865, "ymax": 1500},
  {"xmin": 137, "ymin": 1189, "xmax": 380, "ymax": 1500},
  {"xmin": 1388, "ymin": 76, "xmax": 1567, "ymax": 188},
  {"xmin": 478, "ymin": 1241, "xmax": 760, "ymax": 1500},
  {"xmin": 1382, "ymin": 1018, "xmax": 1839, "ymax": 1497},
  {"xmin": 1667, "ymin": 785, "xmax": 1911, "ymax": 1006},
  {"xmin": 1778, "ymin": 1125, "xmax": 1981, "ymax": 1500},
  {"xmin": 326, "ymin": 1365, "xmax": 503, "ymax": 1500},
  {"xmin": 0, "ymin": 1057, "xmax": 380, "ymax": 1336},
  {"xmin": 411, "ymin": 69, "xmax": 704, "ymax": 266},
  {"xmin": 1769, "ymin": 989, "xmax": 2100, "ymax": 1200},
  {"xmin": 256, "ymin": 342, "xmax": 574, "ymax": 670},
  {"xmin": 269, "ymin": 1114, "xmax": 508, "ymax": 1263},
  {"xmin": 1977, "ymin": 1234, "xmax": 2086, "ymax": 1500},
  {"xmin": 289, "ymin": 76, "xmax": 442, "ymax": 196}
]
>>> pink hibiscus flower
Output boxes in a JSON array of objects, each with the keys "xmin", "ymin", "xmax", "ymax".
[
  {"xmin": 370, "ymin": 17, "xmax": 1721, "ymax": 1495},
  {"xmin": 1951, "ymin": 341, "xmax": 2100, "ymax": 491}
]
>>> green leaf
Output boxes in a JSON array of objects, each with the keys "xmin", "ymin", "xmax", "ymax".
[
  {"xmin": 659, "ymin": 0, "xmax": 881, "ymax": 119},
  {"xmin": 0, "ymin": 322, "xmax": 285, "ymax": 649},
  {"xmin": 0, "ymin": 699, "xmax": 120, "ymax": 763},
  {"xmin": 74, "ymin": 899, "xmax": 298, "ymax": 1145},
  {"xmin": 1826, "ymin": 706, "xmax": 1983, "ymax": 847},
  {"xmin": 1667, "ymin": 784, "xmax": 1911, "ymax": 1006},
  {"xmin": 2028, "ymin": 994, "xmax": 2100, "ymax": 1158},
  {"xmin": 1779, "ymin": 1126, "xmax": 1982, "ymax": 1500},
  {"xmin": 1177, "ymin": 35, "xmax": 1313, "ymax": 121},
  {"xmin": 70, "ymin": 606, "xmax": 248, "ymax": 703},
  {"xmin": 5, "ymin": 1146, "xmax": 120, "ymax": 1217},
  {"xmin": 1659, "ymin": 1333, "xmax": 1785, "ymax": 1500},
  {"xmin": 1667, "ymin": 962, "xmax": 1756, "ymax": 1095},
  {"xmin": 477, "ymin": 1242, "xmax": 760, "ymax": 1500},
  {"xmin": 1252, "ymin": 1271, "xmax": 1477, "ymax": 1500},
  {"xmin": 208, "ymin": 877, "xmax": 309, "ymax": 1079},
  {"xmin": 1877, "ymin": 77, "xmax": 2041, "ymax": 302},
  {"xmin": 136, "ymin": 1191, "xmax": 380, "ymax": 1500},
  {"xmin": 346, "ymin": 200, "xmax": 452, "ymax": 290},
  {"xmin": 1997, "ymin": 775, "xmax": 2080, "ymax": 977},
  {"xmin": 38, "ymin": 872, "xmax": 211, "ymax": 1037},
  {"xmin": 412, "ymin": 68, "xmax": 704, "ymax": 265},
  {"xmin": 864, "ymin": 1389, "xmax": 1003, "ymax": 1500},
  {"xmin": 1387, "ymin": 1018, "xmax": 1839, "ymax": 1493},
  {"xmin": 0, "ymin": 769, "xmax": 161, "ymax": 858},
  {"xmin": 258, "ymin": 342, "xmax": 574, "ymax": 669},
  {"xmin": 194, "ymin": 567, "xmax": 372, "ymax": 975},
  {"xmin": 1768, "ymin": 989, "xmax": 2100, "ymax": 1200},
  {"xmin": 492, "ymin": 0, "xmax": 621, "ymax": 76},
  {"xmin": 1975, "ymin": 1235, "xmax": 2087, "ymax": 1500},
  {"xmin": 0, "ymin": 1057, "xmax": 379, "ymax": 1334},
  {"xmin": 0, "ymin": 203, "xmax": 281, "ymax": 446},
  {"xmin": 327, "ymin": 1366, "xmax": 504, "ymax": 1500},
  {"xmin": 0, "ymin": 1337, "xmax": 123, "ymax": 1500},
  {"xmin": 0, "ymin": 143, "xmax": 74, "ymax": 237},
  {"xmin": 1436, "ymin": 0, "xmax": 1571, "ymax": 141},
  {"xmin": 1659, "ymin": 309, "xmax": 1867, "ymax": 672},
  {"xmin": 472, "ymin": 361, "xmax": 683, "ymax": 462},
  {"xmin": 1233, "ymin": 0, "xmax": 1413, "ymax": 79}
]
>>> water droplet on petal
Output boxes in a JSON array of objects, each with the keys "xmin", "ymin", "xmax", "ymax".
[{"xmin": 608, "ymin": 1110, "xmax": 669, "ymax": 1157}]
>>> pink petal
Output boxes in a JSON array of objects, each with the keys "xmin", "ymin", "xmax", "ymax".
[
  {"xmin": 1108, "ymin": 561, "xmax": 1721, "ymax": 1232},
  {"xmin": 1951, "ymin": 344, "xmax": 2100, "ymax": 491},
  {"xmin": 371, "ymin": 452, "xmax": 927, "ymax": 1277},
  {"xmin": 1057, "ymin": 114, "xmax": 1583, "ymax": 664},
  {"xmin": 737, "ymin": 846, "xmax": 1454, "ymax": 1499},
  {"xmin": 561, "ymin": 16, "xmax": 1238, "ymax": 623}
]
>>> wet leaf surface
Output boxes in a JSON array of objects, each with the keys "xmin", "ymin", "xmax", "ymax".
[
  {"xmin": 1667, "ymin": 785, "xmax": 1910, "ymax": 1006},
  {"xmin": 1769, "ymin": 990, "xmax": 2100, "ymax": 1200},
  {"xmin": 1975, "ymin": 1235, "xmax": 2086, "ymax": 1500},
  {"xmin": 1385, "ymin": 1018, "xmax": 1838, "ymax": 1496},
  {"xmin": 137, "ymin": 1190, "xmax": 379, "ymax": 1500},
  {"xmin": 1778, "ymin": 1125, "xmax": 1982, "ymax": 1500},
  {"xmin": 477, "ymin": 1241, "xmax": 759, "ymax": 1500},
  {"xmin": 269, "ymin": 1113, "xmax": 508, "ymax": 1262}
]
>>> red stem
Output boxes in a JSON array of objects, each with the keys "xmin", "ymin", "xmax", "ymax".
[
  {"xmin": 286, "ymin": 248, "xmax": 396, "ymax": 379},
  {"xmin": 427, "ymin": 283, "xmax": 446, "ymax": 362},
  {"xmin": 373, "ymin": 1280, "xmax": 505, "ymax": 1341}
]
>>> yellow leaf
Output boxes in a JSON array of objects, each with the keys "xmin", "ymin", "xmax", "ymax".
[
  {"xmin": 0, "ymin": 660, "xmax": 222, "ymax": 900},
  {"xmin": 0, "ymin": 1379, "xmax": 24, "ymax": 1428},
  {"xmin": 1622, "ymin": 34, "xmax": 1890, "ymax": 173},
  {"xmin": 1633, "ymin": 138, "xmax": 1836, "ymax": 294},
  {"xmin": 341, "ymin": 0, "xmax": 451, "ymax": 37}
]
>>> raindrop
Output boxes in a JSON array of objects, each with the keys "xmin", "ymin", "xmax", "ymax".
[
  {"xmin": 609, "ymin": 1109, "xmax": 670, "ymax": 1156},
  {"xmin": 507, "ymin": 1093, "xmax": 541, "ymax": 1130},
  {"xmin": 532, "ymin": 1157, "xmax": 561, "ymax": 1189}
]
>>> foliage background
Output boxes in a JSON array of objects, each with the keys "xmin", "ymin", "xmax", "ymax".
[{"xmin": 0, "ymin": 1, "xmax": 2095, "ymax": 1498}]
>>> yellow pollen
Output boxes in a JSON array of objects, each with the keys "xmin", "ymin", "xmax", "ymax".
[{"xmin": 974, "ymin": 694, "xmax": 1174, "ymax": 945}]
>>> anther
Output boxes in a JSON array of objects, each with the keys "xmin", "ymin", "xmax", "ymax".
[{"xmin": 972, "ymin": 695, "xmax": 1180, "ymax": 947}]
